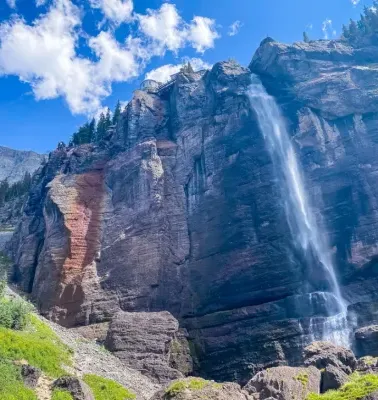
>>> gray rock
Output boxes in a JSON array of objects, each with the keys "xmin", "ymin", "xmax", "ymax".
[
  {"xmin": 53, "ymin": 376, "xmax": 94, "ymax": 400},
  {"xmin": 363, "ymin": 391, "xmax": 378, "ymax": 400},
  {"xmin": 105, "ymin": 311, "xmax": 192, "ymax": 384},
  {"xmin": 21, "ymin": 365, "xmax": 41, "ymax": 389},
  {"xmin": 0, "ymin": 146, "xmax": 45, "ymax": 184},
  {"xmin": 244, "ymin": 366, "xmax": 321, "ymax": 400},
  {"xmin": 303, "ymin": 342, "xmax": 357, "ymax": 374},
  {"xmin": 151, "ymin": 379, "xmax": 251, "ymax": 400},
  {"xmin": 355, "ymin": 326, "xmax": 378, "ymax": 357},
  {"xmin": 321, "ymin": 365, "xmax": 348, "ymax": 392}
]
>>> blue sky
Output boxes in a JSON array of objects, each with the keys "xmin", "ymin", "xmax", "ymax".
[{"xmin": 0, "ymin": 0, "xmax": 371, "ymax": 153}]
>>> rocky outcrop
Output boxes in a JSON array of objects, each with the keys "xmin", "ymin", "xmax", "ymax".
[
  {"xmin": 303, "ymin": 342, "xmax": 357, "ymax": 374},
  {"xmin": 104, "ymin": 311, "xmax": 192, "ymax": 384},
  {"xmin": 10, "ymin": 37, "xmax": 378, "ymax": 383},
  {"xmin": 321, "ymin": 365, "xmax": 348, "ymax": 392},
  {"xmin": 151, "ymin": 378, "xmax": 251, "ymax": 400},
  {"xmin": 244, "ymin": 366, "xmax": 321, "ymax": 400},
  {"xmin": 53, "ymin": 376, "xmax": 94, "ymax": 400},
  {"xmin": 0, "ymin": 146, "xmax": 45, "ymax": 184},
  {"xmin": 355, "ymin": 326, "xmax": 378, "ymax": 357}
]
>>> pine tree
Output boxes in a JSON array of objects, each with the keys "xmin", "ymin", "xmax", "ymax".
[
  {"xmin": 112, "ymin": 101, "xmax": 121, "ymax": 125},
  {"xmin": 88, "ymin": 118, "xmax": 96, "ymax": 143},
  {"xmin": 349, "ymin": 18, "xmax": 358, "ymax": 40},
  {"xmin": 105, "ymin": 108, "xmax": 112, "ymax": 130},
  {"xmin": 96, "ymin": 113, "xmax": 106, "ymax": 142},
  {"xmin": 342, "ymin": 24, "xmax": 350, "ymax": 39},
  {"xmin": 303, "ymin": 31, "xmax": 310, "ymax": 43}
]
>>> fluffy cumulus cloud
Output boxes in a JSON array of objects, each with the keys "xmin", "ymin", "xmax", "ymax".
[
  {"xmin": 228, "ymin": 20, "xmax": 243, "ymax": 36},
  {"xmin": 138, "ymin": 3, "xmax": 219, "ymax": 55},
  {"xmin": 351, "ymin": 0, "xmax": 360, "ymax": 5},
  {"xmin": 145, "ymin": 58, "xmax": 212, "ymax": 83},
  {"xmin": 0, "ymin": 0, "xmax": 220, "ymax": 115},
  {"xmin": 89, "ymin": 0, "xmax": 133, "ymax": 25},
  {"xmin": 36, "ymin": 0, "xmax": 48, "ymax": 6}
]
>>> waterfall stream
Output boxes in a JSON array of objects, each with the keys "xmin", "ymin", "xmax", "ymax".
[{"xmin": 247, "ymin": 75, "xmax": 350, "ymax": 347}]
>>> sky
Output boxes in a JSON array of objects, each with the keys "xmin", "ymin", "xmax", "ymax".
[{"xmin": 0, "ymin": 0, "xmax": 372, "ymax": 153}]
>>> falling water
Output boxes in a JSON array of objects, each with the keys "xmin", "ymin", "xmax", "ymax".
[{"xmin": 247, "ymin": 75, "xmax": 350, "ymax": 347}]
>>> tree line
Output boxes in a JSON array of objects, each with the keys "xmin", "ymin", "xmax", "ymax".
[
  {"xmin": 69, "ymin": 101, "xmax": 123, "ymax": 146},
  {"xmin": 303, "ymin": 1, "xmax": 378, "ymax": 45},
  {"xmin": 0, "ymin": 172, "xmax": 32, "ymax": 207}
]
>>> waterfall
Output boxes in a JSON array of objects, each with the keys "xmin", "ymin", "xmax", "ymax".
[{"xmin": 247, "ymin": 75, "xmax": 350, "ymax": 347}]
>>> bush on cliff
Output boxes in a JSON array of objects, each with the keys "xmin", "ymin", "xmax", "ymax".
[
  {"xmin": 0, "ymin": 297, "xmax": 32, "ymax": 330},
  {"xmin": 307, "ymin": 373, "xmax": 378, "ymax": 400},
  {"xmin": 83, "ymin": 374, "xmax": 136, "ymax": 400}
]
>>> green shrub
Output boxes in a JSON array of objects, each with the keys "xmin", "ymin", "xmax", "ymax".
[
  {"xmin": 0, "ymin": 360, "xmax": 37, "ymax": 400},
  {"xmin": 0, "ymin": 298, "xmax": 32, "ymax": 330},
  {"xmin": 83, "ymin": 374, "xmax": 136, "ymax": 400},
  {"xmin": 0, "ymin": 314, "xmax": 72, "ymax": 377},
  {"xmin": 165, "ymin": 378, "xmax": 221, "ymax": 396},
  {"xmin": 52, "ymin": 389, "xmax": 74, "ymax": 400},
  {"xmin": 307, "ymin": 373, "xmax": 378, "ymax": 400}
]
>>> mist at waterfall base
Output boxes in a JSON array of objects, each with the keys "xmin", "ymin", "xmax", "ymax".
[{"xmin": 247, "ymin": 75, "xmax": 351, "ymax": 348}]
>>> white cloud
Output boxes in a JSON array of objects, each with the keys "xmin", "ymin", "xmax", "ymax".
[
  {"xmin": 351, "ymin": 0, "xmax": 360, "ymax": 5},
  {"xmin": 137, "ymin": 3, "xmax": 186, "ymax": 54},
  {"xmin": 0, "ymin": 0, "xmax": 140, "ymax": 114},
  {"xmin": 36, "ymin": 0, "xmax": 47, "ymax": 6},
  {"xmin": 188, "ymin": 16, "xmax": 219, "ymax": 53},
  {"xmin": 137, "ymin": 4, "xmax": 219, "ymax": 55},
  {"xmin": 306, "ymin": 23, "xmax": 313, "ymax": 31},
  {"xmin": 89, "ymin": 0, "xmax": 133, "ymax": 25},
  {"xmin": 145, "ymin": 57, "xmax": 212, "ymax": 83},
  {"xmin": 322, "ymin": 18, "xmax": 334, "ymax": 39},
  {"xmin": 228, "ymin": 20, "xmax": 242, "ymax": 36},
  {"xmin": 0, "ymin": 0, "xmax": 220, "ymax": 116},
  {"xmin": 6, "ymin": 0, "xmax": 16, "ymax": 8}
]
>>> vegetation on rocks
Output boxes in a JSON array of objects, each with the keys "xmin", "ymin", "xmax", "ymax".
[
  {"xmin": 307, "ymin": 373, "xmax": 378, "ymax": 400},
  {"xmin": 0, "ymin": 360, "xmax": 37, "ymax": 400},
  {"xmin": 51, "ymin": 389, "xmax": 74, "ymax": 400},
  {"xmin": 165, "ymin": 378, "xmax": 222, "ymax": 396},
  {"xmin": 0, "ymin": 314, "xmax": 72, "ymax": 377},
  {"xmin": 0, "ymin": 172, "xmax": 33, "ymax": 207},
  {"xmin": 83, "ymin": 374, "xmax": 136, "ymax": 400}
]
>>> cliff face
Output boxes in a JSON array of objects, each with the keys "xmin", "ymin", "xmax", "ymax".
[
  {"xmin": 9, "ymin": 39, "xmax": 378, "ymax": 384},
  {"xmin": 0, "ymin": 146, "xmax": 45, "ymax": 184}
]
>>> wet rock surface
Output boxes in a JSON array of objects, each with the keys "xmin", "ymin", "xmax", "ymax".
[{"xmin": 356, "ymin": 326, "xmax": 378, "ymax": 357}]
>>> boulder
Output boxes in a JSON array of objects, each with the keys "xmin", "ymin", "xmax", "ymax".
[
  {"xmin": 364, "ymin": 392, "xmax": 378, "ymax": 400},
  {"xmin": 151, "ymin": 378, "xmax": 251, "ymax": 400},
  {"xmin": 105, "ymin": 311, "xmax": 192, "ymax": 384},
  {"xmin": 321, "ymin": 365, "xmax": 348, "ymax": 392},
  {"xmin": 303, "ymin": 342, "xmax": 357, "ymax": 374},
  {"xmin": 357, "ymin": 357, "xmax": 378, "ymax": 373},
  {"xmin": 21, "ymin": 365, "xmax": 41, "ymax": 389},
  {"xmin": 244, "ymin": 366, "xmax": 321, "ymax": 400},
  {"xmin": 355, "ymin": 326, "xmax": 378, "ymax": 357},
  {"xmin": 53, "ymin": 376, "xmax": 94, "ymax": 400}
]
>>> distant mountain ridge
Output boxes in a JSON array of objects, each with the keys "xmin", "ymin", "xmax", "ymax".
[{"xmin": 0, "ymin": 146, "xmax": 46, "ymax": 184}]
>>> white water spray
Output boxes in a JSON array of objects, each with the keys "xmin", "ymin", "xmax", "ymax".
[{"xmin": 247, "ymin": 75, "xmax": 349, "ymax": 346}]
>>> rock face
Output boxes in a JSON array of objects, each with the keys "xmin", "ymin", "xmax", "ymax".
[
  {"xmin": 10, "ymin": 38, "xmax": 378, "ymax": 383},
  {"xmin": 53, "ymin": 376, "xmax": 94, "ymax": 400},
  {"xmin": 104, "ymin": 311, "xmax": 192, "ymax": 384},
  {"xmin": 0, "ymin": 146, "xmax": 45, "ymax": 184},
  {"xmin": 244, "ymin": 366, "xmax": 321, "ymax": 400},
  {"xmin": 355, "ymin": 326, "xmax": 378, "ymax": 357}
]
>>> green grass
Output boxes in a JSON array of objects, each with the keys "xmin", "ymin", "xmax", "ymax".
[
  {"xmin": 307, "ymin": 373, "xmax": 378, "ymax": 400},
  {"xmin": 0, "ymin": 360, "xmax": 37, "ymax": 400},
  {"xmin": 52, "ymin": 389, "xmax": 74, "ymax": 400},
  {"xmin": 83, "ymin": 374, "xmax": 136, "ymax": 400},
  {"xmin": 0, "ymin": 314, "xmax": 72, "ymax": 377},
  {"xmin": 165, "ymin": 378, "xmax": 222, "ymax": 396}
]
